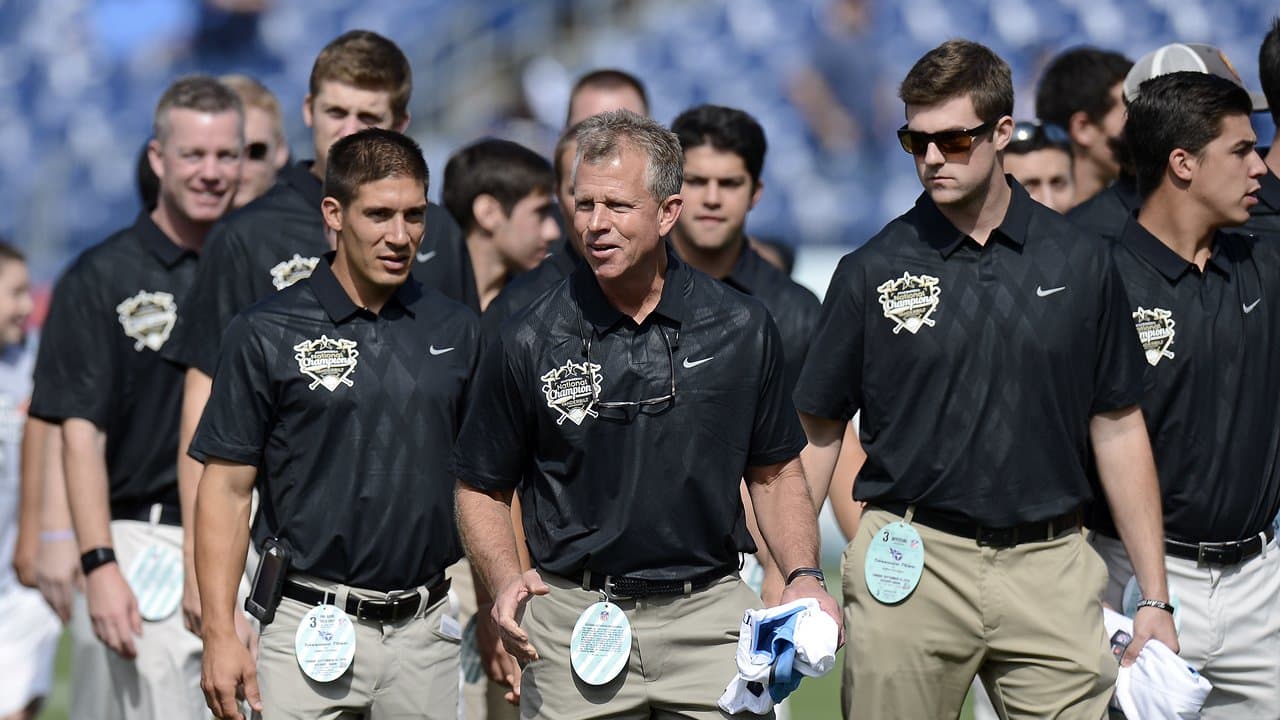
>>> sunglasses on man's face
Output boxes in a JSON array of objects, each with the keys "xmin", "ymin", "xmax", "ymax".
[
  {"xmin": 897, "ymin": 119, "xmax": 997, "ymax": 157},
  {"xmin": 1008, "ymin": 120, "xmax": 1070, "ymax": 150},
  {"xmin": 246, "ymin": 142, "xmax": 270, "ymax": 162}
]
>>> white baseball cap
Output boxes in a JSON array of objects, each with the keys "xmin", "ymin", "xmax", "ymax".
[{"xmin": 1124, "ymin": 42, "xmax": 1267, "ymax": 111}]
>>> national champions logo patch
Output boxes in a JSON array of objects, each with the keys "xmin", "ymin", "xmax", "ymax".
[
  {"xmin": 540, "ymin": 359, "xmax": 602, "ymax": 426},
  {"xmin": 294, "ymin": 335, "xmax": 360, "ymax": 391},
  {"xmin": 877, "ymin": 271, "xmax": 941, "ymax": 335},
  {"xmin": 1132, "ymin": 306, "xmax": 1176, "ymax": 366},
  {"xmin": 269, "ymin": 254, "xmax": 321, "ymax": 290},
  {"xmin": 116, "ymin": 290, "xmax": 178, "ymax": 352}
]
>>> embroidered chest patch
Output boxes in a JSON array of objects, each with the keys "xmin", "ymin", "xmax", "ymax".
[
  {"xmin": 1132, "ymin": 306, "xmax": 1176, "ymax": 366},
  {"xmin": 269, "ymin": 254, "xmax": 320, "ymax": 290},
  {"xmin": 294, "ymin": 335, "xmax": 360, "ymax": 391},
  {"xmin": 540, "ymin": 359, "xmax": 602, "ymax": 426},
  {"xmin": 876, "ymin": 271, "xmax": 941, "ymax": 334},
  {"xmin": 116, "ymin": 290, "xmax": 178, "ymax": 352}
]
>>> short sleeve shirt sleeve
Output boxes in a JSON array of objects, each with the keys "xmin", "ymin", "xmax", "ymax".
[
  {"xmin": 188, "ymin": 314, "xmax": 274, "ymax": 466},
  {"xmin": 29, "ymin": 265, "xmax": 117, "ymax": 426},
  {"xmin": 450, "ymin": 330, "xmax": 530, "ymax": 491},
  {"xmin": 792, "ymin": 254, "xmax": 867, "ymax": 422},
  {"xmin": 1090, "ymin": 256, "xmax": 1145, "ymax": 415},
  {"xmin": 748, "ymin": 313, "xmax": 807, "ymax": 466}
]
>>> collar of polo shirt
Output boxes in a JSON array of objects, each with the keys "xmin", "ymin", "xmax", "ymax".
[
  {"xmin": 135, "ymin": 211, "xmax": 194, "ymax": 268},
  {"xmin": 1118, "ymin": 218, "xmax": 1234, "ymax": 282},
  {"xmin": 1258, "ymin": 168, "xmax": 1280, "ymax": 213},
  {"xmin": 573, "ymin": 244, "xmax": 690, "ymax": 335},
  {"xmin": 916, "ymin": 176, "xmax": 1036, "ymax": 258},
  {"xmin": 309, "ymin": 251, "xmax": 422, "ymax": 322}
]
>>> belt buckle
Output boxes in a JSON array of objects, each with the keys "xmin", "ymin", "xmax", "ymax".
[
  {"xmin": 353, "ymin": 596, "xmax": 379, "ymax": 621},
  {"xmin": 976, "ymin": 527, "xmax": 1017, "ymax": 548},
  {"xmin": 602, "ymin": 576, "xmax": 633, "ymax": 602},
  {"xmin": 1196, "ymin": 541, "xmax": 1226, "ymax": 565}
]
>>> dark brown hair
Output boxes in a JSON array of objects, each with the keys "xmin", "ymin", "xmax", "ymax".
[
  {"xmin": 310, "ymin": 30, "xmax": 412, "ymax": 122},
  {"xmin": 899, "ymin": 40, "xmax": 1014, "ymax": 123},
  {"xmin": 323, "ymin": 128, "xmax": 427, "ymax": 207}
]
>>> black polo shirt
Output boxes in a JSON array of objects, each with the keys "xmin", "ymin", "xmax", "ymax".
[
  {"xmin": 1089, "ymin": 218, "xmax": 1280, "ymax": 543},
  {"xmin": 29, "ymin": 213, "xmax": 197, "ymax": 515},
  {"xmin": 189, "ymin": 255, "xmax": 478, "ymax": 591},
  {"xmin": 1067, "ymin": 174, "xmax": 1141, "ymax": 243},
  {"xmin": 452, "ymin": 249, "xmax": 806, "ymax": 581},
  {"xmin": 164, "ymin": 161, "xmax": 469, "ymax": 376},
  {"xmin": 1239, "ymin": 167, "xmax": 1280, "ymax": 237},
  {"xmin": 480, "ymin": 236, "xmax": 583, "ymax": 342},
  {"xmin": 794, "ymin": 179, "xmax": 1146, "ymax": 526},
  {"xmin": 719, "ymin": 243, "xmax": 820, "ymax": 393}
]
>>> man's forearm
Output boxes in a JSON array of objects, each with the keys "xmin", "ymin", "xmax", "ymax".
[
  {"xmin": 39, "ymin": 422, "xmax": 72, "ymax": 532},
  {"xmin": 1092, "ymin": 407, "xmax": 1170, "ymax": 602},
  {"xmin": 799, "ymin": 412, "xmax": 846, "ymax": 513},
  {"xmin": 456, "ymin": 482, "xmax": 524, "ymax": 597},
  {"xmin": 62, "ymin": 419, "xmax": 114, "ymax": 552},
  {"xmin": 748, "ymin": 458, "xmax": 821, "ymax": 578},
  {"xmin": 15, "ymin": 418, "xmax": 48, "ymax": 578},
  {"xmin": 178, "ymin": 369, "xmax": 213, "ymax": 564},
  {"xmin": 195, "ymin": 461, "xmax": 254, "ymax": 639}
]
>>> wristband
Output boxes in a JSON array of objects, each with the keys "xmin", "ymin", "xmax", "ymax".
[
  {"xmin": 80, "ymin": 547, "xmax": 117, "ymax": 576},
  {"xmin": 785, "ymin": 567, "xmax": 826, "ymax": 588},
  {"xmin": 1136, "ymin": 598, "xmax": 1174, "ymax": 614},
  {"xmin": 40, "ymin": 528, "xmax": 76, "ymax": 543}
]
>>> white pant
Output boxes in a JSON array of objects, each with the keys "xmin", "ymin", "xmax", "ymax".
[
  {"xmin": 1090, "ymin": 531, "xmax": 1280, "ymax": 718},
  {"xmin": 0, "ymin": 584, "xmax": 60, "ymax": 716},
  {"xmin": 74, "ymin": 520, "xmax": 205, "ymax": 720}
]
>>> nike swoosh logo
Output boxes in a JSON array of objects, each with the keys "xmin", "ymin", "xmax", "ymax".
[
  {"xmin": 1036, "ymin": 285, "xmax": 1066, "ymax": 297},
  {"xmin": 417, "ymin": 250, "xmax": 437, "ymax": 262},
  {"xmin": 1244, "ymin": 299, "xmax": 1262, "ymax": 314},
  {"xmin": 682, "ymin": 357, "xmax": 714, "ymax": 368},
  {"xmin": 429, "ymin": 345, "xmax": 454, "ymax": 355}
]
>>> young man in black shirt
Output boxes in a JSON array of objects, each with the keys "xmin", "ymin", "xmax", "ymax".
[
  {"xmin": 1090, "ymin": 71, "xmax": 1280, "ymax": 717},
  {"xmin": 454, "ymin": 110, "xmax": 838, "ymax": 719},
  {"xmin": 29, "ymin": 75, "xmax": 245, "ymax": 720},
  {"xmin": 443, "ymin": 139, "xmax": 560, "ymax": 313},
  {"xmin": 195, "ymin": 128, "xmax": 477, "ymax": 720},
  {"xmin": 1035, "ymin": 46, "xmax": 1131, "ymax": 207},
  {"xmin": 165, "ymin": 30, "xmax": 468, "ymax": 638},
  {"xmin": 794, "ymin": 40, "xmax": 1175, "ymax": 718}
]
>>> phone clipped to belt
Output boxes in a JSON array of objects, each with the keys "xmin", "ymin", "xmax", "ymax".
[{"xmin": 245, "ymin": 538, "xmax": 290, "ymax": 626}]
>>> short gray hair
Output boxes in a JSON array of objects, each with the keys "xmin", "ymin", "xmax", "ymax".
[
  {"xmin": 573, "ymin": 110, "xmax": 683, "ymax": 202},
  {"xmin": 153, "ymin": 75, "xmax": 244, "ymax": 143}
]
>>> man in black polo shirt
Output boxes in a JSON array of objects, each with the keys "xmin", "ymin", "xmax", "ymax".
[
  {"xmin": 793, "ymin": 40, "xmax": 1176, "ymax": 718},
  {"xmin": 1089, "ymin": 72, "xmax": 1280, "ymax": 717},
  {"xmin": 164, "ymin": 30, "xmax": 468, "ymax": 637},
  {"xmin": 669, "ymin": 104, "xmax": 821, "ymax": 609},
  {"xmin": 1248, "ymin": 19, "xmax": 1280, "ymax": 236},
  {"xmin": 29, "ymin": 75, "xmax": 244, "ymax": 720},
  {"xmin": 1070, "ymin": 42, "xmax": 1266, "ymax": 244},
  {"xmin": 194, "ymin": 128, "xmax": 477, "ymax": 720},
  {"xmin": 454, "ymin": 110, "xmax": 838, "ymax": 719}
]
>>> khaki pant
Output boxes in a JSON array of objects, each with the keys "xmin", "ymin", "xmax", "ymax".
[
  {"xmin": 256, "ymin": 574, "xmax": 460, "ymax": 720},
  {"xmin": 520, "ymin": 572, "xmax": 768, "ymax": 720},
  {"xmin": 842, "ymin": 509, "xmax": 1115, "ymax": 720},
  {"xmin": 1090, "ymin": 531, "xmax": 1280, "ymax": 718},
  {"xmin": 75, "ymin": 520, "xmax": 209, "ymax": 719},
  {"xmin": 451, "ymin": 557, "xmax": 520, "ymax": 720}
]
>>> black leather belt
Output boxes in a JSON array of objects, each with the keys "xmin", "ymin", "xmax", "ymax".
[
  {"xmin": 283, "ymin": 577, "xmax": 450, "ymax": 623},
  {"xmin": 878, "ymin": 502, "xmax": 1082, "ymax": 549},
  {"xmin": 112, "ymin": 501, "xmax": 182, "ymax": 526},
  {"xmin": 580, "ymin": 566, "xmax": 733, "ymax": 599},
  {"xmin": 1165, "ymin": 527, "xmax": 1275, "ymax": 566}
]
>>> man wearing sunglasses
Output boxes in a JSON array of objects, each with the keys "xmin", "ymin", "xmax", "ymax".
[
  {"xmin": 219, "ymin": 74, "xmax": 289, "ymax": 210},
  {"xmin": 1003, "ymin": 120, "xmax": 1074, "ymax": 213},
  {"xmin": 794, "ymin": 39, "xmax": 1175, "ymax": 718},
  {"xmin": 453, "ymin": 110, "xmax": 839, "ymax": 719},
  {"xmin": 1090, "ymin": 71, "xmax": 1280, "ymax": 717}
]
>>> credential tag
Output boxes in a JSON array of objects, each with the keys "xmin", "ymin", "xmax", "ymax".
[
  {"xmin": 864, "ymin": 521, "xmax": 925, "ymax": 604},
  {"xmin": 294, "ymin": 604, "xmax": 356, "ymax": 682},
  {"xmin": 124, "ymin": 543, "xmax": 183, "ymax": 622},
  {"xmin": 569, "ymin": 601, "xmax": 631, "ymax": 685}
]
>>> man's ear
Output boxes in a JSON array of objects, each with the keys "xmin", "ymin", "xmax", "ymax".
[
  {"xmin": 749, "ymin": 180, "xmax": 765, "ymax": 211},
  {"xmin": 1067, "ymin": 109, "xmax": 1095, "ymax": 151},
  {"xmin": 147, "ymin": 138, "xmax": 165, "ymax": 183},
  {"xmin": 1168, "ymin": 148, "xmax": 1196, "ymax": 184},
  {"xmin": 302, "ymin": 95, "xmax": 314, "ymax": 129},
  {"xmin": 472, "ymin": 194, "xmax": 506, "ymax": 234},
  {"xmin": 321, "ymin": 196, "xmax": 345, "ymax": 234},
  {"xmin": 657, "ymin": 194, "xmax": 683, "ymax": 237}
]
